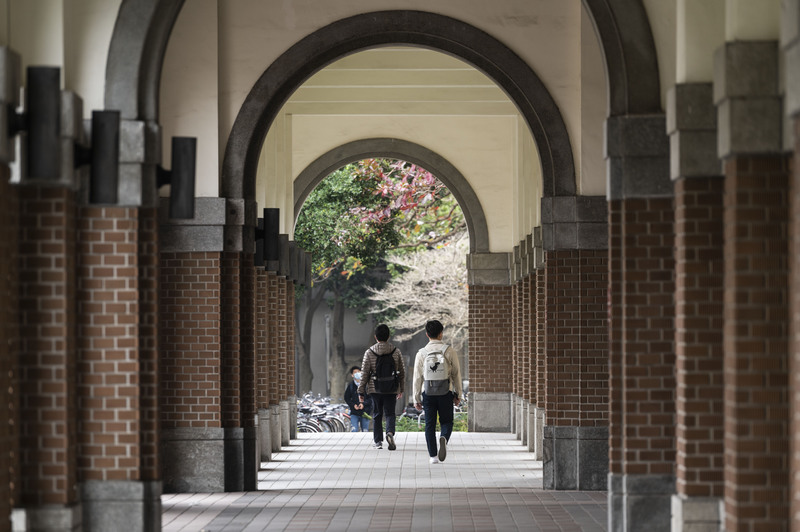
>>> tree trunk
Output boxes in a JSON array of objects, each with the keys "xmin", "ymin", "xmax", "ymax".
[
  {"xmin": 328, "ymin": 292, "xmax": 347, "ymax": 400},
  {"xmin": 295, "ymin": 285, "xmax": 326, "ymax": 393}
]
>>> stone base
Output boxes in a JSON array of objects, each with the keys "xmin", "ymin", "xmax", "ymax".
[
  {"xmin": 82, "ymin": 480, "xmax": 161, "ymax": 532},
  {"xmin": 242, "ymin": 425, "xmax": 258, "ymax": 491},
  {"xmin": 526, "ymin": 402, "xmax": 536, "ymax": 454},
  {"xmin": 671, "ymin": 494, "xmax": 722, "ymax": 532},
  {"xmin": 608, "ymin": 473, "xmax": 623, "ymax": 532},
  {"xmin": 513, "ymin": 396, "xmax": 520, "ymax": 436},
  {"xmin": 270, "ymin": 404, "xmax": 281, "ymax": 452},
  {"xmin": 290, "ymin": 401, "xmax": 297, "ymax": 440},
  {"xmin": 280, "ymin": 400, "xmax": 290, "ymax": 446},
  {"xmin": 468, "ymin": 392, "xmax": 512, "ymax": 432},
  {"xmin": 224, "ymin": 427, "xmax": 244, "ymax": 492},
  {"xmin": 13, "ymin": 504, "xmax": 81, "ymax": 532},
  {"xmin": 543, "ymin": 425, "xmax": 608, "ymax": 490},
  {"xmin": 534, "ymin": 407, "xmax": 545, "ymax": 460},
  {"xmin": 520, "ymin": 401, "xmax": 528, "ymax": 446},
  {"xmin": 258, "ymin": 408, "xmax": 272, "ymax": 462},
  {"xmin": 162, "ymin": 427, "xmax": 225, "ymax": 492},
  {"xmin": 619, "ymin": 474, "xmax": 675, "ymax": 532}
]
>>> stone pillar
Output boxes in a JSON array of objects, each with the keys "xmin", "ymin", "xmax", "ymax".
[
  {"xmin": 605, "ymin": 114, "xmax": 674, "ymax": 529},
  {"xmin": 787, "ymin": 1, "xmax": 800, "ymax": 528},
  {"xmin": 540, "ymin": 196, "xmax": 608, "ymax": 491},
  {"xmin": 668, "ymin": 83, "xmax": 726, "ymax": 531},
  {"xmin": 466, "ymin": 252, "xmax": 513, "ymax": 432},
  {"xmin": 17, "ymin": 186, "xmax": 81, "ymax": 531},
  {"xmin": 255, "ymin": 269, "xmax": 272, "ymax": 462},
  {"xmin": 715, "ymin": 40, "xmax": 790, "ymax": 531},
  {"xmin": 159, "ymin": 198, "xmax": 226, "ymax": 493}
]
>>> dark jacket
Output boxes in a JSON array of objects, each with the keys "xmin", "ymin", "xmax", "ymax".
[
  {"xmin": 344, "ymin": 380, "xmax": 371, "ymax": 416},
  {"xmin": 357, "ymin": 341, "xmax": 405, "ymax": 396}
]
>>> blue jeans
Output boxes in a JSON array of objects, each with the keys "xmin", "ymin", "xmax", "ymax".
[
  {"xmin": 350, "ymin": 413, "xmax": 369, "ymax": 432},
  {"xmin": 370, "ymin": 393, "xmax": 397, "ymax": 443},
  {"xmin": 422, "ymin": 392, "xmax": 454, "ymax": 457}
]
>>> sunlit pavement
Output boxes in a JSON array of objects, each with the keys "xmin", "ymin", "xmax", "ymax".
[{"xmin": 161, "ymin": 432, "xmax": 607, "ymax": 531}]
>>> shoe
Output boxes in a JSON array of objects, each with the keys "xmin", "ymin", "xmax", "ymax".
[
  {"xmin": 386, "ymin": 433, "xmax": 396, "ymax": 451},
  {"xmin": 429, "ymin": 457, "xmax": 439, "ymax": 464},
  {"xmin": 373, "ymin": 441, "xmax": 382, "ymax": 449},
  {"xmin": 438, "ymin": 436, "xmax": 447, "ymax": 462}
]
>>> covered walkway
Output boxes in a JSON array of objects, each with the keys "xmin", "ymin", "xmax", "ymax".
[{"xmin": 161, "ymin": 432, "xmax": 607, "ymax": 531}]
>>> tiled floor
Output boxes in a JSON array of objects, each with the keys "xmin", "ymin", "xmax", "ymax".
[{"xmin": 161, "ymin": 432, "xmax": 607, "ymax": 531}]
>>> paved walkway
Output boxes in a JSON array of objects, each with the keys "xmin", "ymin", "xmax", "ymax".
[{"xmin": 161, "ymin": 432, "xmax": 607, "ymax": 531}]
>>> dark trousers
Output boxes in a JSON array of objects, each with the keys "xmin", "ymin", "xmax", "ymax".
[
  {"xmin": 370, "ymin": 393, "xmax": 397, "ymax": 443},
  {"xmin": 422, "ymin": 392, "xmax": 454, "ymax": 457}
]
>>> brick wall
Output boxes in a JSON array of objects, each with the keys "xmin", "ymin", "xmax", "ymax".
[
  {"xmin": 579, "ymin": 250, "xmax": 608, "ymax": 426},
  {"xmin": 535, "ymin": 268, "xmax": 545, "ymax": 407},
  {"xmin": 468, "ymin": 285, "xmax": 513, "ymax": 393},
  {"xmin": 240, "ymin": 258, "xmax": 256, "ymax": 427},
  {"xmin": 17, "ymin": 186, "xmax": 78, "ymax": 503},
  {"xmin": 723, "ymin": 155, "xmax": 790, "ymax": 530},
  {"xmin": 138, "ymin": 207, "xmax": 159, "ymax": 480},
  {"xmin": 543, "ymin": 249, "xmax": 608, "ymax": 427},
  {"xmin": 159, "ymin": 252, "xmax": 222, "ymax": 428},
  {"xmin": 792, "ymin": 119, "xmax": 800, "ymax": 532},
  {"xmin": 221, "ymin": 253, "xmax": 241, "ymax": 428},
  {"xmin": 77, "ymin": 206, "xmax": 141, "ymax": 482},
  {"xmin": 674, "ymin": 177, "xmax": 724, "ymax": 499},
  {"xmin": 286, "ymin": 281, "xmax": 296, "ymax": 398},
  {"xmin": 608, "ymin": 200, "xmax": 623, "ymax": 475},
  {"xmin": 512, "ymin": 282, "xmax": 520, "ymax": 396},
  {"xmin": 545, "ymin": 250, "xmax": 581, "ymax": 426},
  {"xmin": 621, "ymin": 197, "xmax": 675, "ymax": 476},
  {"xmin": 277, "ymin": 277, "xmax": 288, "ymax": 400},
  {"xmin": 267, "ymin": 272, "xmax": 280, "ymax": 405},
  {"xmin": 1, "ymin": 170, "xmax": 19, "ymax": 517},
  {"xmin": 256, "ymin": 270, "xmax": 270, "ymax": 410},
  {"xmin": 522, "ymin": 275, "xmax": 532, "ymax": 402}
]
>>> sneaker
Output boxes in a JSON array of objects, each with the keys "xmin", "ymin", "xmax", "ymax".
[
  {"xmin": 373, "ymin": 441, "xmax": 382, "ymax": 449},
  {"xmin": 429, "ymin": 457, "xmax": 439, "ymax": 464},
  {"xmin": 438, "ymin": 436, "xmax": 447, "ymax": 462},
  {"xmin": 386, "ymin": 433, "xmax": 396, "ymax": 451}
]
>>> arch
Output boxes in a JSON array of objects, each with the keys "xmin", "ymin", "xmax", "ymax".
[
  {"xmin": 105, "ymin": 0, "xmax": 185, "ymax": 121},
  {"xmin": 292, "ymin": 138, "xmax": 491, "ymax": 253},
  {"xmin": 104, "ymin": 1, "xmax": 662, "ymax": 197},
  {"xmin": 581, "ymin": 0, "xmax": 661, "ymax": 115},
  {"xmin": 222, "ymin": 10, "xmax": 576, "ymax": 203}
]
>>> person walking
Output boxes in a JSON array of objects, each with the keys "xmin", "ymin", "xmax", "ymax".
[
  {"xmin": 413, "ymin": 319, "xmax": 463, "ymax": 464},
  {"xmin": 344, "ymin": 366, "xmax": 371, "ymax": 432},
  {"xmin": 358, "ymin": 324, "xmax": 405, "ymax": 450}
]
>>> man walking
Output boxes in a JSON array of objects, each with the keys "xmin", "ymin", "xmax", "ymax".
[
  {"xmin": 359, "ymin": 324, "xmax": 405, "ymax": 450},
  {"xmin": 413, "ymin": 320, "xmax": 463, "ymax": 464}
]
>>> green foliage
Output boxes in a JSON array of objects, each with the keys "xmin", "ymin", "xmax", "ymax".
[{"xmin": 394, "ymin": 412, "xmax": 468, "ymax": 433}]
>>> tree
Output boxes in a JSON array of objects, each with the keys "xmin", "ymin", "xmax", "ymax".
[
  {"xmin": 366, "ymin": 231, "xmax": 469, "ymax": 355},
  {"xmin": 294, "ymin": 159, "xmax": 465, "ymax": 399}
]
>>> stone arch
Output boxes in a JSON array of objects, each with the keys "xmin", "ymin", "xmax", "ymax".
[
  {"xmin": 104, "ymin": 1, "xmax": 661, "ymax": 198},
  {"xmin": 221, "ymin": 10, "xmax": 576, "ymax": 203},
  {"xmin": 292, "ymin": 138, "xmax": 490, "ymax": 253}
]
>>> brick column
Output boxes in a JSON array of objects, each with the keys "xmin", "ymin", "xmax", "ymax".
[
  {"xmin": 605, "ymin": 114, "xmax": 674, "ymax": 529},
  {"xmin": 17, "ymin": 186, "xmax": 80, "ymax": 529},
  {"xmin": 255, "ymin": 269, "xmax": 272, "ymax": 462},
  {"xmin": 467, "ymin": 252, "xmax": 513, "ymax": 432},
  {"xmin": 783, "ymin": 3, "xmax": 800, "ymax": 528},
  {"xmin": 668, "ymin": 83, "xmax": 726, "ymax": 528},
  {"xmin": 540, "ymin": 196, "xmax": 608, "ymax": 491},
  {"xmin": 511, "ymin": 249, "xmax": 521, "ymax": 439},
  {"xmin": 0, "ymin": 168, "xmax": 19, "ymax": 531},
  {"xmin": 267, "ymin": 271, "xmax": 282, "ymax": 453},
  {"xmin": 533, "ymin": 230, "xmax": 546, "ymax": 460},
  {"xmin": 78, "ymin": 206, "xmax": 156, "ymax": 530},
  {"xmin": 715, "ymin": 41, "xmax": 790, "ymax": 531}
]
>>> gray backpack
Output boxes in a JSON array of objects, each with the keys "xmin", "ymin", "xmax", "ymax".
[{"xmin": 422, "ymin": 345, "xmax": 450, "ymax": 396}]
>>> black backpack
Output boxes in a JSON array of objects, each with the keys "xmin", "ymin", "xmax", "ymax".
[{"xmin": 371, "ymin": 348, "xmax": 398, "ymax": 394}]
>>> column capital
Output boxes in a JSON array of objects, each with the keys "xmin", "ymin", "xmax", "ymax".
[
  {"xmin": 540, "ymin": 196, "xmax": 608, "ymax": 251},
  {"xmin": 667, "ymin": 83, "xmax": 721, "ymax": 179},
  {"xmin": 467, "ymin": 252, "xmax": 511, "ymax": 286},
  {"xmin": 604, "ymin": 114, "xmax": 671, "ymax": 200}
]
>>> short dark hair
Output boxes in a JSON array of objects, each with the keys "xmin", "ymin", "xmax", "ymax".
[
  {"xmin": 426, "ymin": 320, "xmax": 444, "ymax": 338},
  {"xmin": 349, "ymin": 366, "xmax": 360, "ymax": 374},
  {"xmin": 375, "ymin": 323, "xmax": 390, "ymax": 342}
]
